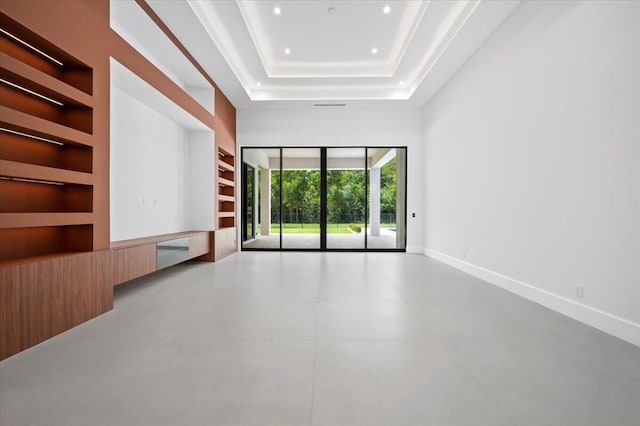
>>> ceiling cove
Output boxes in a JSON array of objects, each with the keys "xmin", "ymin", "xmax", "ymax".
[{"xmin": 147, "ymin": 0, "xmax": 521, "ymax": 107}]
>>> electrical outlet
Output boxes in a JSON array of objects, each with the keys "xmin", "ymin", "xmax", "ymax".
[{"xmin": 576, "ymin": 287, "xmax": 584, "ymax": 299}]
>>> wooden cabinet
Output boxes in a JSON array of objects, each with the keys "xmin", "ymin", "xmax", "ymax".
[
  {"xmin": 189, "ymin": 232, "xmax": 210, "ymax": 258},
  {"xmin": 112, "ymin": 244, "xmax": 156, "ymax": 286},
  {"xmin": 214, "ymin": 227, "xmax": 236, "ymax": 261},
  {"xmin": 0, "ymin": 250, "xmax": 112, "ymax": 360},
  {"xmin": 110, "ymin": 231, "xmax": 213, "ymax": 287}
]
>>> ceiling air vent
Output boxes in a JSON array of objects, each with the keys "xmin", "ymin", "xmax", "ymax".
[{"xmin": 314, "ymin": 103, "xmax": 346, "ymax": 107}]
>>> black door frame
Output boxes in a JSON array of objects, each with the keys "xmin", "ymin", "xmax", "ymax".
[
  {"xmin": 241, "ymin": 162, "xmax": 255, "ymax": 242},
  {"xmin": 240, "ymin": 146, "xmax": 407, "ymax": 252}
]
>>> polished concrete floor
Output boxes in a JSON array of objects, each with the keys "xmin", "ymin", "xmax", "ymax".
[{"xmin": 1, "ymin": 252, "xmax": 639, "ymax": 426}]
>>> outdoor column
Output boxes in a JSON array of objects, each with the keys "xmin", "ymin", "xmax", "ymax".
[
  {"xmin": 260, "ymin": 167, "xmax": 271, "ymax": 235},
  {"xmin": 370, "ymin": 166, "xmax": 381, "ymax": 236}
]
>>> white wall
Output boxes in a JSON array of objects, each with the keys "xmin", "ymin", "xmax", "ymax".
[
  {"xmin": 188, "ymin": 130, "xmax": 216, "ymax": 231},
  {"xmin": 238, "ymin": 107, "xmax": 424, "ymax": 251},
  {"xmin": 111, "ymin": 86, "xmax": 189, "ymax": 241},
  {"xmin": 422, "ymin": 0, "xmax": 640, "ymax": 344}
]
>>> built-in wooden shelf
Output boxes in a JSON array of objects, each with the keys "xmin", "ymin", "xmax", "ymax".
[
  {"xmin": 0, "ymin": 212, "xmax": 92, "ymax": 228},
  {"xmin": 0, "ymin": 250, "xmax": 85, "ymax": 267},
  {"xmin": 0, "ymin": 130, "xmax": 92, "ymax": 173},
  {"xmin": 0, "ymin": 224, "xmax": 93, "ymax": 263},
  {"xmin": 218, "ymin": 176, "xmax": 234, "ymax": 187},
  {"xmin": 0, "ymin": 52, "xmax": 93, "ymax": 107},
  {"xmin": 0, "ymin": 82, "xmax": 92, "ymax": 134},
  {"xmin": 0, "ymin": 179, "xmax": 92, "ymax": 213},
  {"xmin": 217, "ymin": 160, "xmax": 234, "ymax": 173},
  {"xmin": 0, "ymin": 106, "xmax": 93, "ymax": 146},
  {"xmin": 218, "ymin": 200, "xmax": 234, "ymax": 211},
  {"xmin": 0, "ymin": 13, "xmax": 95, "ymax": 265},
  {"xmin": 0, "ymin": 159, "xmax": 92, "ymax": 184},
  {"xmin": 218, "ymin": 217, "xmax": 235, "ymax": 229},
  {"xmin": 0, "ymin": 5, "xmax": 107, "ymax": 363},
  {"xmin": 0, "ymin": 13, "xmax": 93, "ymax": 96},
  {"xmin": 216, "ymin": 147, "xmax": 235, "ymax": 229},
  {"xmin": 218, "ymin": 184, "xmax": 234, "ymax": 198},
  {"xmin": 218, "ymin": 170, "xmax": 234, "ymax": 183}
]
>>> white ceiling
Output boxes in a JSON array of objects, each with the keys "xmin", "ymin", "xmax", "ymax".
[
  {"xmin": 237, "ymin": 1, "xmax": 428, "ymax": 78},
  {"xmin": 147, "ymin": 0, "xmax": 521, "ymax": 109}
]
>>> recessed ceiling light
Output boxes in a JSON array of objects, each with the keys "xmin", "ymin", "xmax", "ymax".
[
  {"xmin": 399, "ymin": 81, "xmax": 405, "ymax": 85},
  {"xmin": 284, "ymin": 48, "xmax": 291, "ymax": 55},
  {"xmin": 371, "ymin": 47, "xmax": 378, "ymax": 55},
  {"xmin": 257, "ymin": 82, "xmax": 262, "ymax": 87},
  {"xmin": 273, "ymin": 6, "xmax": 281, "ymax": 15},
  {"xmin": 383, "ymin": 5, "xmax": 391, "ymax": 14}
]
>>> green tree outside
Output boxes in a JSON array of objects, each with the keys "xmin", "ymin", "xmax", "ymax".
[{"xmin": 269, "ymin": 157, "xmax": 397, "ymax": 226}]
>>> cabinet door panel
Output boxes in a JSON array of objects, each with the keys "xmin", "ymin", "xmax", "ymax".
[{"xmin": 112, "ymin": 244, "xmax": 156, "ymax": 286}]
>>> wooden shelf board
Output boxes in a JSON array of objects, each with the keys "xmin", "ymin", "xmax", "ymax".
[
  {"xmin": 0, "ymin": 106, "xmax": 93, "ymax": 146},
  {"xmin": 217, "ymin": 159, "xmax": 235, "ymax": 172},
  {"xmin": 0, "ymin": 212, "xmax": 93, "ymax": 228},
  {"xmin": 0, "ymin": 53, "xmax": 93, "ymax": 107},
  {"xmin": 110, "ymin": 230, "xmax": 211, "ymax": 249},
  {"xmin": 218, "ymin": 177, "xmax": 235, "ymax": 187},
  {"xmin": 0, "ymin": 159, "xmax": 93, "ymax": 185},
  {"xmin": 217, "ymin": 211, "xmax": 235, "ymax": 218},
  {"xmin": 217, "ymin": 194, "xmax": 235, "ymax": 203},
  {"xmin": 0, "ymin": 251, "xmax": 88, "ymax": 268}
]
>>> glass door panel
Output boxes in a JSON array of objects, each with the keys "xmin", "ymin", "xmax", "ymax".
[
  {"xmin": 281, "ymin": 148, "xmax": 321, "ymax": 249},
  {"xmin": 242, "ymin": 148, "xmax": 281, "ymax": 249},
  {"xmin": 367, "ymin": 147, "xmax": 407, "ymax": 249},
  {"xmin": 326, "ymin": 148, "xmax": 366, "ymax": 249},
  {"xmin": 243, "ymin": 163, "xmax": 255, "ymax": 242}
]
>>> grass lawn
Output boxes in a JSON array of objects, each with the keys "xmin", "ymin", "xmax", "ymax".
[
  {"xmin": 259, "ymin": 223, "xmax": 367, "ymax": 234},
  {"xmin": 257, "ymin": 223, "xmax": 397, "ymax": 234}
]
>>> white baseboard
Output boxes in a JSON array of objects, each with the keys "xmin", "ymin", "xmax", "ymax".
[
  {"xmin": 406, "ymin": 245, "xmax": 424, "ymax": 254},
  {"xmin": 424, "ymin": 248, "xmax": 640, "ymax": 347}
]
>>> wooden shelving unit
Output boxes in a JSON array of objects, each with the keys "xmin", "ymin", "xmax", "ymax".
[
  {"xmin": 217, "ymin": 147, "xmax": 235, "ymax": 229},
  {"xmin": 0, "ymin": 13, "xmax": 95, "ymax": 264}
]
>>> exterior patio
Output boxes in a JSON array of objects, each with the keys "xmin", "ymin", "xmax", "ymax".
[{"xmin": 243, "ymin": 227, "xmax": 397, "ymax": 249}]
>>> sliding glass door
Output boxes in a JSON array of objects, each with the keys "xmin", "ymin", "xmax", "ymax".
[
  {"xmin": 367, "ymin": 148, "xmax": 407, "ymax": 250},
  {"xmin": 326, "ymin": 148, "xmax": 366, "ymax": 249},
  {"xmin": 281, "ymin": 148, "xmax": 321, "ymax": 249},
  {"xmin": 241, "ymin": 147, "xmax": 407, "ymax": 251}
]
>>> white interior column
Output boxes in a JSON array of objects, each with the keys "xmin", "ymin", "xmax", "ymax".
[
  {"xmin": 370, "ymin": 166, "xmax": 381, "ymax": 236},
  {"xmin": 260, "ymin": 167, "xmax": 271, "ymax": 235}
]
